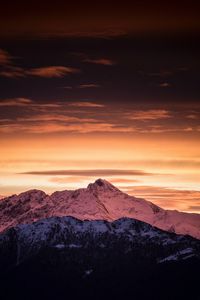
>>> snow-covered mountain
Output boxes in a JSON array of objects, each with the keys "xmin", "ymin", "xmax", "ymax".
[
  {"xmin": 0, "ymin": 215, "xmax": 199, "ymax": 300},
  {"xmin": 0, "ymin": 216, "xmax": 199, "ymax": 272},
  {"xmin": 0, "ymin": 178, "xmax": 200, "ymax": 239}
]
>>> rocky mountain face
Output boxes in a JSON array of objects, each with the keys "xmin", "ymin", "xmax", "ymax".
[
  {"xmin": 1, "ymin": 216, "xmax": 199, "ymax": 270},
  {"xmin": 0, "ymin": 216, "xmax": 199, "ymax": 300},
  {"xmin": 0, "ymin": 179, "xmax": 200, "ymax": 239}
]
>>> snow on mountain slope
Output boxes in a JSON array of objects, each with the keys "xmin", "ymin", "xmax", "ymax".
[
  {"xmin": 0, "ymin": 216, "xmax": 199, "ymax": 270},
  {"xmin": 1, "ymin": 216, "xmax": 199, "ymax": 300},
  {"xmin": 0, "ymin": 179, "xmax": 200, "ymax": 239}
]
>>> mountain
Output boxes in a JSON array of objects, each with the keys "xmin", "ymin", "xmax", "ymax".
[
  {"xmin": 0, "ymin": 216, "xmax": 200, "ymax": 300},
  {"xmin": 0, "ymin": 178, "xmax": 200, "ymax": 239},
  {"xmin": 0, "ymin": 182, "xmax": 200, "ymax": 299},
  {"xmin": 1, "ymin": 216, "xmax": 199, "ymax": 269}
]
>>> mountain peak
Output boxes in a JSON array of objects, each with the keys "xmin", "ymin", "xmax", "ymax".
[
  {"xmin": 94, "ymin": 178, "xmax": 112, "ymax": 187},
  {"xmin": 19, "ymin": 189, "xmax": 47, "ymax": 196},
  {"xmin": 0, "ymin": 179, "xmax": 200, "ymax": 239},
  {"xmin": 87, "ymin": 178, "xmax": 120, "ymax": 192}
]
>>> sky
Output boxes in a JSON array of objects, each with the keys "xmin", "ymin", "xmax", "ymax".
[{"xmin": 0, "ymin": 1, "xmax": 200, "ymax": 213}]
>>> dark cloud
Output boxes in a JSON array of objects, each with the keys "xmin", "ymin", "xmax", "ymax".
[
  {"xmin": 68, "ymin": 101, "xmax": 105, "ymax": 108},
  {"xmin": 0, "ymin": 34, "xmax": 200, "ymax": 108},
  {"xmin": 20, "ymin": 169, "xmax": 154, "ymax": 176}
]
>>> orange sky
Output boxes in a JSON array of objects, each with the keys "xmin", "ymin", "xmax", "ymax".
[
  {"xmin": 0, "ymin": 3, "xmax": 200, "ymax": 213},
  {"xmin": 1, "ymin": 121, "xmax": 200, "ymax": 213}
]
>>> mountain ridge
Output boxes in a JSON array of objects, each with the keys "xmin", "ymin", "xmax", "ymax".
[
  {"xmin": 1, "ymin": 214, "xmax": 200, "ymax": 300},
  {"xmin": 0, "ymin": 178, "xmax": 200, "ymax": 239},
  {"xmin": 0, "ymin": 215, "xmax": 199, "ymax": 270}
]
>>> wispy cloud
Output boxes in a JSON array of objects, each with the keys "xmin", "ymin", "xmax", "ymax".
[
  {"xmin": 186, "ymin": 114, "xmax": 198, "ymax": 119},
  {"xmin": 1, "ymin": 29, "xmax": 126, "ymax": 39},
  {"xmin": 109, "ymin": 178, "xmax": 139, "ymax": 184},
  {"xmin": 21, "ymin": 169, "xmax": 153, "ymax": 176},
  {"xmin": 0, "ymin": 66, "xmax": 25, "ymax": 78},
  {"xmin": 122, "ymin": 185, "xmax": 200, "ymax": 213},
  {"xmin": 139, "ymin": 125, "xmax": 194, "ymax": 133},
  {"xmin": 0, "ymin": 122, "xmax": 135, "ymax": 134},
  {"xmin": 1, "ymin": 100, "xmax": 200, "ymax": 135},
  {"xmin": 146, "ymin": 67, "xmax": 189, "ymax": 79},
  {"xmin": 83, "ymin": 58, "xmax": 115, "ymax": 66},
  {"xmin": 17, "ymin": 114, "xmax": 98, "ymax": 123},
  {"xmin": 147, "ymin": 70, "xmax": 173, "ymax": 77},
  {"xmin": 0, "ymin": 49, "xmax": 12, "ymax": 65},
  {"xmin": 26, "ymin": 66, "xmax": 79, "ymax": 78},
  {"xmin": 61, "ymin": 86, "xmax": 73, "ymax": 89},
  {"xmin": 0, "ymin": 98, "xmax": 63, "ymax": 109},
  {"xmin": 49, "ymin": 176, "xmax": 87, "ymax": 184},
  {"xmin": 79, "ymin": 83, "xmax": 100, "ymax": 89},
  {"xmin": 159, "ymin": 82, "xmax": 171, "ymax": 88},
  {"xmin": 68, "ymin": 101, "xmax": 105, "ymax": 108},
  {"xmin": 0, "ymin": 65, "xmax": 80, "ymax": 78},
  {"xmin": 0, "ymin": 98, "xmax": 33, "ymax": 106},
  {"xmin": 0, "ymin": 123, "xmax": 68, "ymax": 134},
  {"xmin": 127, "ymin": 109, "xmax": 172, "ymax": 121},
  {"xmin": 0, "ymin": 47, "xmax": 80, "ymax": 79}
]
